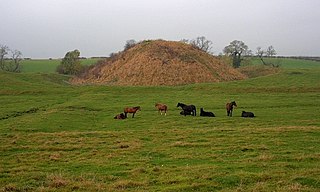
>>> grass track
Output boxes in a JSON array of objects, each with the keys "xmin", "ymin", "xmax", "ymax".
[{"xmin": 0, "ymin": 61, "xmax": 320, "ymax": 191}]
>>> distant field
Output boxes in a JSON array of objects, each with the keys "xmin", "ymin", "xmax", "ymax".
[
  {"xmin": 249, "ymin": 57, "xmax": 320, "ymax": 69},
  {"xmin": 20, "ymin": 57, "xmax": 320, "ymax": 74},
  {"xmin": 1, "ymin": 61, "xmax": 320, "ymax": 191},
  {"xmin": 20, "ymin": 58, "xmax": 100, "ymax": 73}
]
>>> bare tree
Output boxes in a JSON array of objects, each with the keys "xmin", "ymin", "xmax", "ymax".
[
  {"xmin": 255, "ymin": 45, "xmax": 279, "ymax": 67},
  {"xmin": 0, "ymin": 44, "xmax": 9, "ymax": 70},
  {"xmin": 8, "ymin": 50, "xmax": 23, "ymax": 72},
  {"xmin": 190, "ymin": 36, "xmax": 213, "ymax": 53},
  {"xmin": 256, "ymin": 46, "xmax": 266, "ymax": 65},
  {"xmin": 266, "ymin": 45, "xmax": 277, "ymax": 57},
  {"xmin": 0, "ymin": 44, "xmax": 22, "ymax": 72},
  {"xmin": 223, "ymin": 40, "xmax": 250, "ymax": 68},
  {"xmin": 124, "ymin": 39, "xmax": 136, "ymax": 51}
]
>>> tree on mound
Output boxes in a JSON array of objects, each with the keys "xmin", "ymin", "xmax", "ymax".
[
  {"xmin": 71, "ymin": 40, "xmax": 247, "ymax": 86},
  {"xmin": 56, "ymin": 49, "xmax": 83, "ymax": 75},
  {"xmin": 189, "ymin": 36, "xmax": 213, "ymax": 54}
]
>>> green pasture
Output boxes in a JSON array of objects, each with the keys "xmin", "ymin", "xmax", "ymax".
[
  {"xmin": 20, "ymin": 58, "xmax": 100, "ymax": 73},
  {"xmin": 20, "ymin": 57, "xmax": 320, "ymax": 74},
  {"xmin": 248, "ymin": 57, "xmax": 320, "ymax": 69},
  {"xmin": 0, "ymin": 59, "xmax": 320, "ymax": 191}
]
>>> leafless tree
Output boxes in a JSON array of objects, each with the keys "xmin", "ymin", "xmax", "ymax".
[
  {"xmin": 255, "ymin": 45, "xmax": 279, "ymax": 67},
  {"xmin": 0, "ymin": 44, "xmax": 9, "ymax": 70},
  {"xmin": 124, "ymin": 39, "xmax": 136, "ymax": 51},
  {"xmin": 190, "ymin": 36, "xmax": 213, "ymax": 53},
  {"xmin": 256, "ymin": 46, "xmax": 266, "ymax": 65},
  {"xmin": 0, "ymin": 44, "xmax": 22, "ymax": 72},
  {"xmin": 266, "ymin": 45, "xmax": 277, "ymax": 57},
  {"xmin": 8, "ymin": 50, "xmax": 23, "ymax": 72}
]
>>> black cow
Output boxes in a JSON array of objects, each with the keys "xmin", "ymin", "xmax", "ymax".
[
  {"xmin": 241, "ymin": 111, "xmax": 255, "ymax": 118},
  {"xmin": 200, "ymin": 108, "xmax": 215, "ymax": 117}
]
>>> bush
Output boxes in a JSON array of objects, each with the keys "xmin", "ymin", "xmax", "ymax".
[{"xmin": 56, "ymin": 49, "xmax": 83, "ymax": 75}]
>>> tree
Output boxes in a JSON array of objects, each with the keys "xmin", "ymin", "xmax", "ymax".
[
  {"xmin": 124, "ymin": 39, "xmax": 136, "ymax": 51},
  {"xmin": 0, "ymin": 44, "xmax": 22, "ymax": 72},
  {"xmin": 256, "ymin": 46, "xmax": 266, "ymax": 65},
  {"xmin": 8, "ymin": 50, "xmax": 23, "ymax": 72},
  {"xmin": 0, "ymin": 44, "xmax": 9, "ymax": 70},
  {"xmin": 223, "ymin": 40, "xmax": 250, "ymax": 68},
  {"xmin": 266, "ymin": 45, "xmax": 276, "ymax": 57},
  {"xmin": 255, "ymin": 45, "xmax": 279, "ymax": 67},
  {"xmin": 56, "ymin": 49, "xmax": 82, "ymax": 75},
  {"xmin": 190, "ymin": 36, "xmax": 213, "ymax": 53}
]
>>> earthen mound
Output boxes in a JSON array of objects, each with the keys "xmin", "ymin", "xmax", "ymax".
[{"xmin": 71, "ymin": 40, "xmax": 246, "ymax": 86}]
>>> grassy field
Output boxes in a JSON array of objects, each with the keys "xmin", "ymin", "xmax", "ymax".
[
  {"xmin": 0, "ymin": 60, "xmax": 320, "ymax": 191},
  {"xmin": 248, "ymin": 57, "xmax": 320, "ymax": 69},
  {"xmin": 20, "ymin": 58, "xmax": 100, "ymax": 73}
]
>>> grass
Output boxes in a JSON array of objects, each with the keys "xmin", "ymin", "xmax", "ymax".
[
  {"xmin": 20, "ymin": 58, "xmax": 100, "ymax": 73},
  {"xmin": 248, "ymin": 57, "xmax": 320, "ymax": 69},
  {"xmin": 0, "ymin": 59, "xmax": 320, "ymax": 191}
]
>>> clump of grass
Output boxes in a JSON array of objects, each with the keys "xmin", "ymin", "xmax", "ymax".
[
  {"xmin": 111, "ymin": 180, "xmax": 147, "ymax": 190},
  {"xmin": 46, "ymin": 173, "xmax": 69, "ymax": 188}
]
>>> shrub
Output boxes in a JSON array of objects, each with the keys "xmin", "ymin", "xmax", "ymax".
[{"xmin": 56, "ymin": 49, "xmax": 83, "ymax": 75}]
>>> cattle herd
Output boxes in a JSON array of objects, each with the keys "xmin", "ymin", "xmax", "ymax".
[{"xmin": 114, "ymin": 101, "xmax": 255, "ymax": 119}]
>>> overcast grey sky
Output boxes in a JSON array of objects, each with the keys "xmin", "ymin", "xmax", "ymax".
[{"xmin": 2, "ymin": 0, "xmax": 320, "ymax": 58}]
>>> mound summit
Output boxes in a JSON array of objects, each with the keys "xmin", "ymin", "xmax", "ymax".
[{"xmin": 72, "ymin": 40, "xmax": 246, "ymax": 86}]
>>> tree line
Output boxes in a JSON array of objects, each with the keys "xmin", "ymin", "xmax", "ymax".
[{"xmin": 1, "ymin": 37, "xmax": 278, "ymax": 74}]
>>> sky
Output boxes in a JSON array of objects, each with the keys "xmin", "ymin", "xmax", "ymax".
[{"xmin": 1, "ymin": 0, "xmax": 320, "ymax": 58}]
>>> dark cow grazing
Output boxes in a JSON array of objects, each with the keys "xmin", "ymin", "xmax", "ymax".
[
  {"xmin": 180, "ymin": 110, "xmax": 192, "ymax": 116},
  {"xmin": 200, "ymin": 108, "xmax": 215, "ymax": 117},
  {"xmin": 241, "ymin": 111, "xmax": 255, "ymax": 118},
  {"xmin": 114, "ymin": 113, "xmax": 126, "ymax": 119},
  {"xmin": 177, "ymin": 102, "xmax": 196, "ymax": 116},
  {"xmin": 226, "ymin": 101, "xmax": 237, "ymax": 117}
]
